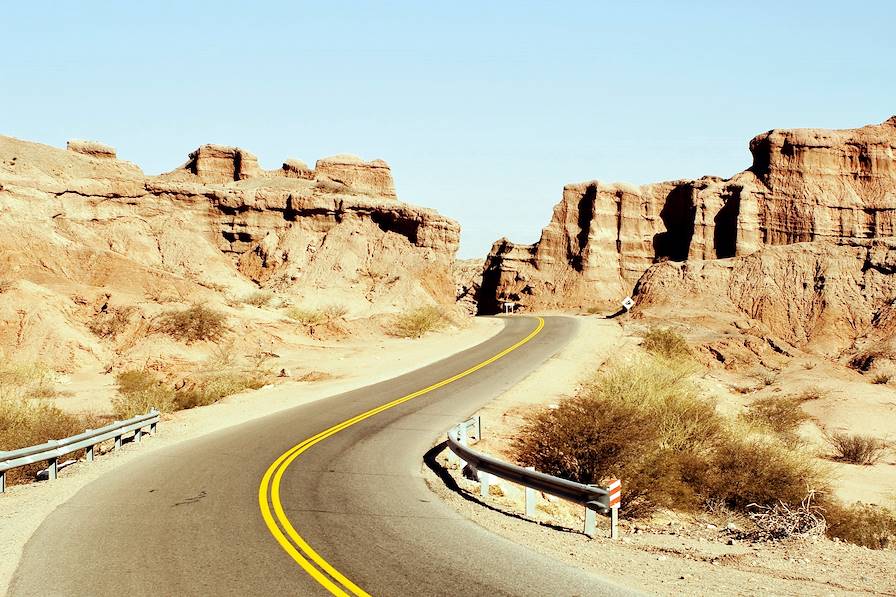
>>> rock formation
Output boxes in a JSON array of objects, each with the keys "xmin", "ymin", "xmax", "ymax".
[
  {"xmin": 0, "ymin": 135, "xmax": 459, "ymax": 370},
  {"xmin": 481, "ymin": 117, "xmax": 896, "ymax": 316}
]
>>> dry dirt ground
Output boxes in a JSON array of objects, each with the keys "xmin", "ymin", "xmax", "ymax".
[
  {"xmin": 0, "ymin": 317, "xmax": 503, "ymax": 595},
  {"xmin": 425, "ymin": 315, "xmax": 896, "ymax": 597}
]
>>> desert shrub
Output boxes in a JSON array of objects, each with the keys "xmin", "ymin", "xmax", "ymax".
[
  {"xmin": 513, "ymin": 357, "xmax": 723, "ymax": 515},
  {"xmin": 112, "ymin": 370, "xmax": 176, "ymax": 417},
  {"xmin": 704, "ymin": 435, "xmax": 825, "ymax": 510},
  {"xmin": 243, "ymin": 291, "xmax": 274, "ymax": 308},
  {"xmin": 641, "ymin": 327, "xmax": 692, "ymax": 360},
  {"xmin": 154, "ymin": 304, "xmax": 228, "ymax": 343},
  {"xmin": 755, "ymin": 369, "xmax": 778, "ymax": 387},
  {"xmin": 0, "ymin": 279, "xmax": 12, "ymax": 294},
  {"xmin": 173, "ymin": 371, "xmax": 269, "ymax": 410},
  {"xmin": 0, "ymin": 361, "xmax": 57, "ymax": 400},
  {"xmin": 513, "ymin": 356, "xmax": 827, "ymax": 517},
  {"xmin": 828, "ymin": 432, "xmax": 888, "ymax": 465},
  {"xmin": 741, "ymin": 394, "xmax": 811, "ymax": 437},
  {"xmin": 87, "ymin": 306, "xmax": 135, "ymax": 340},
  {"xmin": 287, "ymin": 304, "xmax": 348, "ymax": 327},
  {"xmin": 0, "ymin": 397, "xmax": 100, "ymax": 485},
  {"xmin": 870, "ymin": 371, "xmax": 893, "ymax": 385},
  {"xmin": 389, "ymin": 306, "xmax": 446, "ymax": 338},
  {"xmin": 825, "ymin": 502, "xmax": 896, "ymax": 549}
]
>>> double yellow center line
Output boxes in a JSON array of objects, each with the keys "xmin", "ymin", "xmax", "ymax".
[{"xmin": 258, "ymin": 317, "xmax": 545, "ymax": 596}]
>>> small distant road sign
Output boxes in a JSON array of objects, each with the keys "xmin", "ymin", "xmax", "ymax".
[
  {"xmin": 622, "ymin": 296, "xmax": 634, "ymax": 310},
  {"xmin": 502, "ymin": 301, "xmax": 516, "ymax": 314}
]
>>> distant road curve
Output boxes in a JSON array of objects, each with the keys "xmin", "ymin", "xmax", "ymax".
[{"xmin": 11, "ymin": 316, "xmax": 635, "ymax": 596}]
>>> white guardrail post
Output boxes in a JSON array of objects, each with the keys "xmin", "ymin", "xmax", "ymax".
[
  {"xmin": 0, "ymin": 408, "xmax": 160, "ymax": 493},
  {"xmin": 446, "ymin": 416, "xmax": 622, "ymax": 539}
]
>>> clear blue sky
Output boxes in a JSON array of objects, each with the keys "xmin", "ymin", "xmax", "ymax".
[{"xmin": 2, "ymin": 1, "xmax": 893, "ymax": 258}]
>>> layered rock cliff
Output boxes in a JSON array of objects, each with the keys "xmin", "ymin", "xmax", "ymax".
[
  {"xmin": 481, "ymin": 117, "xmax": 896, "ymax": 315},
  {"xmin": 0, "ymin": 135, "xmax": 459, "ymax": 369}
]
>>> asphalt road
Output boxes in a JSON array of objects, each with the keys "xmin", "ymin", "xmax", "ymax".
[{"xmin": 11, "ymin": 316, "xmax": 636, "ymax": 597}]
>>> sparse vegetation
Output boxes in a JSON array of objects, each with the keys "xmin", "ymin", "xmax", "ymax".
[
  {"xmin": 825, "ymin": 502, "xmax": 896, "ymax": 549},
  {"xmin": 87, "ymin": 306, "xmax": 135, "ymax": 340},
  {"xmin": 154, "ymin": 304, "xmax": 228, "ymax": 343},
  {"xmin": 388, "ymin": 306, "xmax": 446, "ymax": 338},
  {"xmin": 0, "ymin": 361, "xmax": 103, "ymax": 485},
  {"xmin": 754, "ymin": 369, "xmax": 778, "ymax": 387},
  {"xmin": 741, "ymin": 394, "xmax": 812, "ymax": 438},
  {"xmin": 112, "ymin": 369, "xmax": 176, "ymax": 417},
  {"xmin": 287, "ymin": 304, "xmax": 348, "ymax": 327},
  {"xmin": 512, "ymin": 355, "xmax": 827, "ymax": 517},
  {"xmin": 641, "ymin": 327, "xmax": 692, "ymax": 360},
  {"xmin": 828, "ymin": 432, "xmax": 888, "ymax": 465},
  {"xmin": 243, "ymin": 290, "xmax": 274, "ymax": 308},
  {"xmin": 113, "ymin": 366, "xmax": 272, "ymax": 416},
  {"xmin": 870, "ymin": 370, "xmax": 893, "ymax": 385}
]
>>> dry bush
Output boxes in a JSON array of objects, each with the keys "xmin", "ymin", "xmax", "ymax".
[
  {"xmin": 512, "ymin": 356, "xmax": 827, "ymax": 517},
  {"xmin": 755, "ymin": 369, "xmax": 778, "ymax": 387},
  {"xmin": 0, "ymin": 362, "xmax": 57, "ymax": 400},
  {"xmin": 154, "ymin": 304, "xmax": 228, "ymax": 343},
  {"xmin": 287, "ymin": 304, "xmax": 348, "ymax": 327},
  {"xmin": 173, "ymin": 371, "xmax": 269, "ymax": 410},
  {"xmin": 0, "ymin": 398, "xmax": 103, "ymax": 485},
  {"xmin": 741, "ymin": 394, "xmax": 811, "ymax": 438},
  {"xmin": 0, "ymin": 279, "xmax": 12, "ymax": 294},
  {"xmin": 243, "ymin": 291, "xmax": 274, "ymax": 308},
  {"xmin": 825, "ymin": 502, "xmax": 896, "ymax": 549},
  {"xmin": 870, "ymin": 370, "xmax": 893, "ymax": 385},
  {"xmin": 744, "ymin": 493, "xmax": 827, "ymax": 541},
  {"xmin": 828, "ymin": 432, "xmax": 888, "ymax": 465},
  {"xmin": 112, "ymin": 370, "xmax": 175, "ymax": 417},
  {"xmin": 199, "ymin": 281, "xmax": 227, "ymax": 293},
  {"xmin": 87, "ymin": 306, "xmax": 135, "ymax": 340},
  {"xmin": 388, "ymin": 306, "xmax": 446, "ymax": 338},
  {"xmin": 641, "ymin": 327, "xmax": 692, "ymax": 360},
  {"xmin": 114, "ymin": 367, "xmax": 271, "ymax": 415}
]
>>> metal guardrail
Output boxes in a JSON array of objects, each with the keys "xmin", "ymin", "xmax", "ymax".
[
  {"xmin": 0, "ymin": 408, "xmax": 160, "ymax": 493},
  {"xmin": 447, "ymin": 416, "xmax": 621, "ymax": 538}
]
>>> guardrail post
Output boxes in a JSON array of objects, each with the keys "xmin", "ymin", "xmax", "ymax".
[
  {"xmin": 48, "ymin": 457, "xmax": 58, "ymax": 481},
  {"xmin": 480, "ymin": 472, "xmax": 491, "ymax": 497},
  {"xmin": 584, "ymin": 505, "xmax": 597, "ymax": 538},
  {"xmin": 135, "ymin": 427, "xmax": 143, "ymax": 443},
  {"xmin": 458, "ymin": 424, "xmax": 468, "ymax": 469},
  {"xmin": 610, "ymin": 506, "xmax": 619, "ymax": 539},
  {"xmin": 1, "ymin": 471, "xmax": 5, "ymax": 493},
  {"xmin": 524, "ymin": 467, "xmax": 537, "ymax": 517},
  {"xmin": 114, "ymin": 434, "xmax": 122, "ymax": 450}
]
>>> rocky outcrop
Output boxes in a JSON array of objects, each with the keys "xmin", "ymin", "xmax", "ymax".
[
  {"xmin": 632, "ymin": 239, "xmax": 896, "ymax": 355},
  {"xmin": 480, "ymin": 117, "xmax": 896, "ymax": 313},
  {"xmin": 67, "ymin": 140, "xmax": 117, "ymax": 159},
  {"xmin": 453, "ymin": 258, "xmax": 483, "ymax": 315},
  {"xmin": 0, "ymin": 134, "xmax": 460, "ymax": 370}
]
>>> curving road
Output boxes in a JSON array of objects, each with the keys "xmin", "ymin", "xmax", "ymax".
[{"xmin": 11, "ymin": 316, "xmax": 635, "ymax": 597}]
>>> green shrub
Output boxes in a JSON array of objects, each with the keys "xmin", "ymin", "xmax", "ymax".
[
  {"xmin": 825, "ymin": 502, "xmax": 896, "ymax": 549},
  {"xmin": 388, "ymin": 306, "xmax": 446, "ymax": 338},
  {"xmin": 641, "ymin": 327, "xmax": 691, "ymax": 360},
  {"xmin": 114, "ymin": 368, "xmax": 271, "ymax": 415},
  {"xmin": 828, "ymin": 432, "xmax": 888, "ymax": 465},
  {"xmin": 155, "ymin": 304, "xmax": 228, "ymax": 343}
]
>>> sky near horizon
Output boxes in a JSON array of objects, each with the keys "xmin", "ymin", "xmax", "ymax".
[{"xmin": 2, "ymin": 2, "xmax": 894, "ymax": 258}]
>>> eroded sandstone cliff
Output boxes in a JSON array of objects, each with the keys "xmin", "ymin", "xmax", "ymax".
[
  {"xmin": 0, "ymin": 135, "xmax": 459, "ymax": 370},
  {"xmin": 481, "ymin": 117, "xmax": 896, "ymax": 317}
]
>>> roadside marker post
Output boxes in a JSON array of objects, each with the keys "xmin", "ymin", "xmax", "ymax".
[
  {"xmin": 607, "ymin": 478, "xmax": 622, "ymax": 539},
  {"xmin": 524, "ymin": 467, "xmax": 537, "ymax": 517},
  {"xmin": 621, "ymin": 297, "xmax": 634, "ymax": 311}
]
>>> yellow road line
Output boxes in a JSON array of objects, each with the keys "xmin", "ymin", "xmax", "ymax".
[{"xmin": 259, "ymin": 317, "xmax": 545, "ymax": 596}]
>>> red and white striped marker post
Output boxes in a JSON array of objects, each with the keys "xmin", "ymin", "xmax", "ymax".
[{"xmin": 607, "ymin": 479, "xmax": 622, "ymax": 539}]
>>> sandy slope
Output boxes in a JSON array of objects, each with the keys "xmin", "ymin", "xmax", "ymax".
[{"xmin": 0, "ymin": 317, "xmax": 503, "ymax": 595}]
